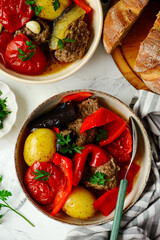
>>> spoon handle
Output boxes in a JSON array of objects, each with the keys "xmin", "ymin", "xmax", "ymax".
[{"xmin": 110, "ymin": 179, "xmax": 128, "ymax": 240}]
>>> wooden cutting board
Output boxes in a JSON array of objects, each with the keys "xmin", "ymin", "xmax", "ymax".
[{"xmin": 111, "ymin": 0, "xmax": 160, "ymax": 91}]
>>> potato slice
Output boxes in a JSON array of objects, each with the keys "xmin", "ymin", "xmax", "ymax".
[
  {"xmin": 36, "ymin": 0, "xmax": 71, "ymax": 21},
  {"xmin": 50, "ymin": 4, "xmax": 86, "ymax": 50}
]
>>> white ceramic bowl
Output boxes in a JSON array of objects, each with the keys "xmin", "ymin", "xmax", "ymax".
[
  {"xmin": 0, "ymin": 81, "xmax": 18, "ymax": 138},
  {"xmin": 15, "ymin": 90, "xmax": 151, "ymax": 225},
  {"xmin": 0, "ymin": 2, "xmax": 103, "ymax": 84}
]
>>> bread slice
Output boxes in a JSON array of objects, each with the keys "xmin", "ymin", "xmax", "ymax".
[
  {"xmin": 134, "ymin": 12, "xmax": 160, "ymax": 94},
  {"xmin": 103, "ymin": 0, "xmax": 149, "ymax": 54}
]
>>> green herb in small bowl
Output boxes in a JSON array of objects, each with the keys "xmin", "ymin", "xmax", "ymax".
[{"xmin": 0, "ymin": 91, "xmax": 11, "ymax": 129}]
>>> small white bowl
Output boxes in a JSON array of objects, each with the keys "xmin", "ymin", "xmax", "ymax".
[
  {"xmin": 0, "ymin": 1, "xmax": 103, "ymax": 84},
  {"xmin": 15, "ymin": 90, "xmax": 151, "ymax": 225},
  {"xmin": 0, "ymin": 81, "xmax": 18, "ymax": 138}
]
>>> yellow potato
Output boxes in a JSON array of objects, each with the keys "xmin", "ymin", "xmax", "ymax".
[
  {"xmin": 36, "ymin": 0, "xmax": 71, "ymax": 21},
  {"xmin": 23, "ymin": 128, "xmax": 56, "ymax": 166},
  {"xmin": 62, "ymin": 186, "xmax": 96, "ymax": 219}
]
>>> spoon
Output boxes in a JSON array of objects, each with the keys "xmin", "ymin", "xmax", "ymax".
[{"xmin": 110, "ymin": 116, "xmax": 138, "ymax": 240}]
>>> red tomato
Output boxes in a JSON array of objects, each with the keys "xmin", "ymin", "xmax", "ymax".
[
  {"xmin": 25, "ymin": 161, "xmax": 64, "ymax": 206},
  {"xmin": 0, "ymin": 31, "xmax": 14, "ymax": 68},
  {"xmin": 5, "ymin": 34, "xmax": 48, "ymax": 75},
  {"xmin": 106, "ymin": 127, "xmax": 133, "ymax": 163},
  {"xmin": 0, "ymin": 0, "xmax": 34, "ymax": 33}
]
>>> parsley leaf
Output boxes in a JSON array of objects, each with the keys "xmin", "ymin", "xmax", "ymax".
[
  {"xmin": 25, "ymin": 0, "xmax": 44, "ymax": 16},
  {"xmin": 96, "ymin": 129, "xmax": 108, "ymax": 142},
  {"xmin": 56, "ymin": 133, "xmax": 84, "ymax": 154},
  {"xmin": 89, "ymin": 172, "xmax": 111, "ymax": 186},
  {"xmin": 54, "ymin": 36, "xmax": 75, "ymax": 50},
  {"xmin": 0, "ymin": 92, "xmax": 11, "ymax": 129},
  {"xmin": 18, "ymin": 40, "xmax": 36, "ymax": 62},
  {"xmin": 52, "ymin": 0, "xmax": 60, "ymax": 11},
  {"xmin": 0, "ymin": 176, "xmax": 34, "ymax": 226},
  {"xmin": 32, "ymin": 169, "xmax": 50, "ymax": 181}
]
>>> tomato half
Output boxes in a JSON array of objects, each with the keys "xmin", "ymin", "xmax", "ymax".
[{"xmin": 5, "ymin": 34, "xmax": 48, "ymax": 75}]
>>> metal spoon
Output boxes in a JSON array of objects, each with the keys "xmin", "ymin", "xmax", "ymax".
[{"xmin": 110, "ymin": 116, "xmax": 138, "ymax": 240}]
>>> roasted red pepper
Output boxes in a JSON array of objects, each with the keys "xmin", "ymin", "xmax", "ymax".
[
  {"xmin": 0, "ymin": 0, "xmax": 34, "ymax": 33},
  {"xmin": 51, "ymin": 153, "xmax": 73, "ymax": 216},
  {"xmin": 61, "ymin": 92, "xmax": 92, "ymax": 103},
  {"xmin": 106, "ymin": 127, "xmax": 133, "ymax": 163},
  {"xmin": 5, "ymin": 34, "xmax": 48, "ymax": 75},
  {"xmin": 80, "ymin": 107, "xmax": 119, "ymax": 135},
  {"xmin": 99, "ymin": 118, "xmax": 127, "ymax": 146},
  {"xmin": 93, "ymin": 186, "xmax": 119, "ymax": 216},
  {"xmin": 73, "ymin": 0, "xmax": 91, "ymax": 13},
  {"xmin": 0, "ymin": 31, "xmax": 14, "ymax": 68},
  {"xmin": 52, "ymin": 127, "xmax": 60, "ymax": 134},
  {"xmin": 24, "ymin": 161, "xmax": 64, "ymax": 206},
  {"xmin": 72, "ymin": 144, "xmax": 111, "ymax": 186}
]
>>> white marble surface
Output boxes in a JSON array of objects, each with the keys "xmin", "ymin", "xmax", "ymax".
[{"xmin": 0, "ymin": 41, "xmax": 137, "ymax": 240}]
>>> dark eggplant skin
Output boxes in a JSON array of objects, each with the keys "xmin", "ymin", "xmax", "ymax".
[{"xmin": 28, "ymin": 102, "xmax": 77, "ymax": 129}]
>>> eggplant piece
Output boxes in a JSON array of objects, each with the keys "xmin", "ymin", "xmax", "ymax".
[{"xmin": 29, "ymin": 102, "xmax": 77, "ymax": 129}]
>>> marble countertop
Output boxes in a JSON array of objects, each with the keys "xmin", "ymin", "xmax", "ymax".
[{"xmin": 0, "ymin": 41, "xmax": 137, "ymax": 240}]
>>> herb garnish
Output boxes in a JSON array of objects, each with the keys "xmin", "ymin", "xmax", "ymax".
[
  {"xmin": 0, "ymin": 91, "xmax": 11, "ymax": 129},
  {"xmin": 25, "ymin": 0, "xmax": 44, "ymax": 16},
  {"xmin": 54, "ymin": 36, "xmax": 75, "ymax": 50},
  {"xmin": 89, "ymin": 172, "xmax": 111, "ymax": 186},
  {"xmin": 56, "ymin": 133, "xmax": 84, "ymax": 154},
  {"xmin": 52, "ymin": 0, "xmax": 60, "ymax": 11},
  {"xmin": 96, "ymin": 129, "xmax": 108, "ymax": 142},
  {"xmin": 18, "ymin": 40, "xmax": 36, "ymax": 61},
  {"xmin": 0, "ymin": 175, "xmax": 34, "ymax": 226},
  {"xmin": 32, "ymin": 169, "xmax": 51, "ymax": 181}
]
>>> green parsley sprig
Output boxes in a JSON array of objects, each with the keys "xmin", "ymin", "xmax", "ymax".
[
  {"xmin": 96, "ymin": 129, "xmax": 108, "ymax": 142},
  {"xmin": 56, "ymin": 133, "xmax": 84, "ymax": 154},
  {"xmin": 54, "ymin": 36, "xmax": 75, "ymax": 50},
  {"xmin": 0, "ymin": 175, "xmax": 34, "ymax": 227},
  {"xmin": 18, "ymin": 40, "xmax": 36, "ymax": 62},
  {"xmin": 89, "ymin": 172, "xmax": 111, "ymax": 186},
  {"xmin": 25, "ymin": 0, "xmax": 44, "ymax": 15},
  {"xmin": 0, "ymin": 91, "xmax": 11, "ymax": 129},
  {"xmin": 32, "ymin": 169, "xmax": 51, "ymax": 181},
  {"xmin": 52, "ymin": 0, "xmax": 60, "ymax": 11}
]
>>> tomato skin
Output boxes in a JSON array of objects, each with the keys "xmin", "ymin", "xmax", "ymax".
[
  {"xmin": 106, "ymin": 127, "xmax": 133, "ymax": 163},
  {"xmin": 0, "ymin": 31, "xmax": 14, "ymax": 68},
  {"xmin": 25, "ymin": 161, "xmax": 64, "ymax": 206},
  {"xmin": 0, "ymin": 0, "xmax": 34, "ymax": 33},
  {"xmin": 5, "ymin": 34, "xmax": 48, "ymax": 75}
]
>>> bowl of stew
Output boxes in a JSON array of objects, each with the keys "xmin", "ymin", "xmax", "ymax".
[
  {"xmin": 0, "ymin": 0, "xmax": 103, "ymax": 84},
  {"xmin": 15, "ymin": 90, "xmax": 151, "ymax": 225}
]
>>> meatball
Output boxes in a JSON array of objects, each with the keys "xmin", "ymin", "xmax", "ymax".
[{"xmin": 55, "ymin": 20, "xmax": 90, "ymax": 62}]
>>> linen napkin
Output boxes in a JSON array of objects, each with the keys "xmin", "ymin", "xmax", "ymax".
[{"xmin": 66, "ymin": 90, "xmax": 160, "ymax": 240}]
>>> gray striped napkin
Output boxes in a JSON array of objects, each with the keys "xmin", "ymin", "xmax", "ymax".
[{"xmin": 66, "ymin": 90, "xmax": 160, "ymax": 240}]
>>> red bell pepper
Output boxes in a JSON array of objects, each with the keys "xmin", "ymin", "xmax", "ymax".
[
  {"xmin": 72, "ymin": 144, "xmax": 111, "ymax": 186},
  {"xmin": 80, "ymin": 107, "xmax": 120, "ymax": 135},
  {"xmin": 51, "ymin": 153, "xmax": 73, "ymax": 216},
  {"xmin": 93, "ymin": 186, "xmax": 119, "ymax": 216},
  {"xmin": 61, "ymin": 92, "xmax": 92, "ymax": 103},
  {"xmin": 52, "ymin": 127, "xmax": 60, "ymax": 134},
  {"xmin": 0, "ymin": 0, "xmax": 34, "ymax": 33},
  {"xmin": 117, "ymin": 162, "xmax": 140, "ymax": 193},
  {"xmin": 0, "ymin": 31, "xmax": 14, "ymax": 68},
  {"xmin": 106, "ymin": 127, "xmax": 133, "ymax": 163},
  {"xmin": 99, "ymin": 118, "xmax": 127, "ymax": 146},
  {"xmin": 73, "ymin": 0, "xmax": 91, "ymax": 13},
  {"xmin": 5, "ymin": 34, "xmax": 48, "ymax": 75}
]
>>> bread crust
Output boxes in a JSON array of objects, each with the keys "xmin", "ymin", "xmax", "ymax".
[
  {"xmin": 103, "ymin": 0, "xmax": 149, "ymax": 54},
  {"xmin": 134, "ymin": 13, "xmax": 160, "ymax": 94}
]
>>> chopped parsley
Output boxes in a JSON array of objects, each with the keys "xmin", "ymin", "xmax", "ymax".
[
  {"xmin": 32, "ymin": 169, "xmax": 51, "ymax": 181},
  {"xmin": 52, "ymin": 0, "xmax": 60, "ymax": 11},
  {"xmin": 25, "ymin": 0, "xmax": 44, "ymax": 16},
  {"xmin": 89, "ymin": 172, "xmax": 111, "ymax": 186},
  {"xmin": 54, "ymin": 36, "xmax": 75, "ymax": 50},
  {"xmin": 96, "ymin": 129, "xmax": 108, "ymax": 142},
  {"xmin": 0, "ymin": 91, "xmax": 11, "ymax": 129},
  {"xmin": 18, "ymin": 40, "xmax": 36, "ymax": 62},
  {"xmin": 56, "ymin": 133, "xmax": 84, "ymax": 154}
]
